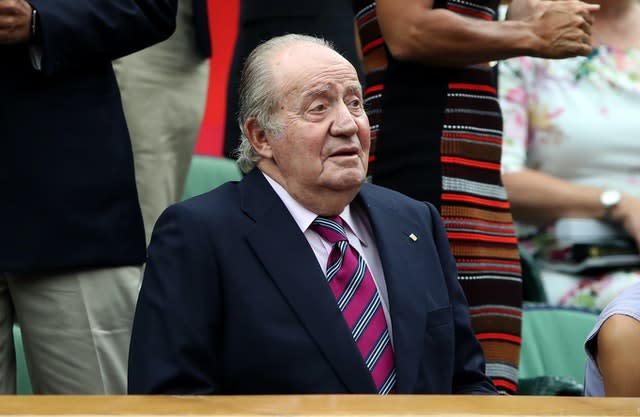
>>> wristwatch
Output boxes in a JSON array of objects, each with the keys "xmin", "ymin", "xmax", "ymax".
[{"xmin": 600, "ymin": 189, "xmax": 621, "ymax": 221}]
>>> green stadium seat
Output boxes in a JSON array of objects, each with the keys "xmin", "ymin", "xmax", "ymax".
[
  {"xmin": 182, "ymin": 156, "xmax": 242, "ymax": 200},
  {"xmin": 13, "ymin": 324, "xmax": 32, "ymax": 394},
  {"xmin": 517, "ymin": 303, "xmax": 598, "ymax": 395}
]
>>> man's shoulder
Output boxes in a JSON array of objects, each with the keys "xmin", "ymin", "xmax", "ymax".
[
  {"xmin": 360, "ymin": 182, "xmax": 436, "ymax": 212},
  {"xmin": 166, "ymin": 181, "xmax": 243, "ymax": 223}
]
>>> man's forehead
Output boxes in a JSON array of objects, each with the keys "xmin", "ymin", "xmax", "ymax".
[
  {"xmin": 270, "ymin": 41, "xmax": 360, "ymax": 97},
  {"xmin": 301, "ymin": 82, "xmax": 362, "ymax": 98},
  {"xmin": 273, "ymin": 42, "xmax": 355, "ymax": 74}
]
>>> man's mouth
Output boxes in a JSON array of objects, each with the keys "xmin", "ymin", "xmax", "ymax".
[{"xmin": 329, "ymin": 148, "xmax": 359, "ymax": 158}]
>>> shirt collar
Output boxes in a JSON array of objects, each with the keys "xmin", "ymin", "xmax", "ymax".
[{"xmin": 262, "ymin": 172, "xmax": 368, "ymax": 247}]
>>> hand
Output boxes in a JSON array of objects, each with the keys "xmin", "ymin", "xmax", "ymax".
[
  {"xmin": 0, "ymin": 0, "xmax": 32, "ymax": 45},
  {"xmin": 524, "ymin": 0, "xmax": 600, "ymax": 58},
  {"xmin": 611, "ymin": 193, "xmax": 640, "ymax": 249}
]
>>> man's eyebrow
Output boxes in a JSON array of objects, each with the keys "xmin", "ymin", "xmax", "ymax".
[
  {"xmin": 345, "ymin": 84, "xmax": 363, "ymax": 96},
  {"xmin": 300, "ymin": 83, "xmax": 362, "ymax": 100},
  {"xmin": 302, "ymin": 86, "xmax": 331, "ymax": 99}
]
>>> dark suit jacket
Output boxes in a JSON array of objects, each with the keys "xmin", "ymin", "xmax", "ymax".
[
  {"xmin": 223, "ymin": 0, "xmax": 362, "ymax": 158},
  {"xmin": 128, "ymin": 169, "xmax": 497, "ymax": 395},
  {"xmin": 0, "ymin": 0, "xmax": 177, "ymax": 272},
  {"xmin": 192, "ymin": 0, "xmax": 211, "ymax": 57}
]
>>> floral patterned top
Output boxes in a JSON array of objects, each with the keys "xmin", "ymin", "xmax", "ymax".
[
  {"xmin": 499, "ymin": 48, "xmax": 640, "ymax": 310},
  {"xmin": 499, "ymin": 47, "xmax": 640, "ymax": 197}
]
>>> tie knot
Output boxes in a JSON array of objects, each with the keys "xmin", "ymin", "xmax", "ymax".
[{"xmin": 311, "ymin": 216, "xmax": 347, "ymax": 244}]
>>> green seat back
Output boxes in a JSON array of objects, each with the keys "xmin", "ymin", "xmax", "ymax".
[
  {"xmin": 13, "ymin": 325, "xmax": 32, "ymax": 394},
  {"xmin": 519, "ymin": 304, "xmax": 598, "ymax": 389},
  {"xmin": 182, "ymin": 156, "xmax": 242, "ymax": 201}
]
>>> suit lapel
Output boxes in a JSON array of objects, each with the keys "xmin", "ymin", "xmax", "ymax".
[
  {"xmin": 358, "ymin": 186, "xmax": 429, "ymax": 393},
  {"xmin": 239, "ymin": 171, "xmax": 376, "ymax": 393}
]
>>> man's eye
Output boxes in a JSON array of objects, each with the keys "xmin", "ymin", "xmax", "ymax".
[
  {"xmin": 310, "ymin": 104, "xmax": 327, "ymax": 112},
  {"xmin": 349, "ymin": 99, "xmax": 364, "ymax": 112}
]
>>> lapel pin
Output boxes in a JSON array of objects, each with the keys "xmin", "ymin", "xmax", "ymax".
[{"xmin": 409, "ymin": 233, "xmax": 418, "ymax": 241}]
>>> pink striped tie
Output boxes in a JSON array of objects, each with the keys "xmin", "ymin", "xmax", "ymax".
[{"xmin": 311, "ymin": 216, "xmax": 396, "ymax": 394}]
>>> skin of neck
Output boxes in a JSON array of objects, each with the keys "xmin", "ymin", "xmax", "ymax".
[{"xmin": 257, "ymin": 159, "xmax": 361, "ymax": 217}]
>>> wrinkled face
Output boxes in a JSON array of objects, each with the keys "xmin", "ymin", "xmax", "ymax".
[{"xmin": 263, "ymin": 42, "xmax": 370, "ymax": 197}]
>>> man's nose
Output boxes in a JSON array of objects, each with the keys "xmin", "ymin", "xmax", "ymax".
[{"xmin": 330, "ymin": 102, "xmax": 359, "ymax": 137}]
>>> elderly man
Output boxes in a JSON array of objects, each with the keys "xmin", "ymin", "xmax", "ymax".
[{"xmin": 128, "ymin": 34, "xmax": 497, "ymax": 395}]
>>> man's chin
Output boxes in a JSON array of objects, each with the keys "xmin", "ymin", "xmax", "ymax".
[{"xmin": 324, "ymin": 171, "xmax": 366, "ymax": 191}]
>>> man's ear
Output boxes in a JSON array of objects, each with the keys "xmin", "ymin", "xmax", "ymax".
[{"xmin": 244, "ymin": 117, "xmax": 273, "ymax": 159}]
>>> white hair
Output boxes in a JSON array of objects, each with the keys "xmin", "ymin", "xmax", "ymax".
[{"xmin": 234, "ymin": 34, "xmax": 334, "ymax": 173}]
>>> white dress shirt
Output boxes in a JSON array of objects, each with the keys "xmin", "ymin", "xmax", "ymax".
[{"xmin": 263, "ymin": 172, "xmax": 393, "ymax": 340}]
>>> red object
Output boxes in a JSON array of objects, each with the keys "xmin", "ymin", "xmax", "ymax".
[{"xmin": 194, "ymin": 0, "xmax": 240, "ymax": 156}]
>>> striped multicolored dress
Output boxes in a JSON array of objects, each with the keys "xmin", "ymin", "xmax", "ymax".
[{"xmin": 353, "ymin": 0, "xmax": 522, "ymax": 394}]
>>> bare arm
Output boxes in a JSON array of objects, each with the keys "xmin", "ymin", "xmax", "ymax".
[
  {"xmin": 375, "ymin": 0, "xmax": 599, "ymax": 67},
  {"xmin": 502, "ymin": 169, "xmax": 605, "ymax": 226},
  {"xmin": 503, "ymin": 169, "xmax": 640, "ymax": 245},
  {"xmin": 596, "ymin": 314, "xmax": 640, "ymax": 397}
]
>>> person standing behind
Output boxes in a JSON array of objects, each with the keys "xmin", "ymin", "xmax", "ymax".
[
  {"xmin": 222, "ymin": 0, "xmax": 361, "ymax": 158},
  {"xmin": 352, "ymin": 0, "xmax": 599, "ymax": 394},
  {"xmin": 113, "ymin": 0, "xmax": 211, "ymax": 244},
  {"xmin": 128, "ymin": 34, "xmax": 497, "ymax": 395},
  {"xmin": 499, "ymin": 0, "xmax": 640, "ymax": 310},
  {"xmin": 0, "ymin": 0, "xmax": 177, "ymax": 394}
]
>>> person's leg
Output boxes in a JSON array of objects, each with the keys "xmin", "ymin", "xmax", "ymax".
[
  {"xmin": 555, "ymin": 270, "xmax": 640, "ymax": 311},
  {"xmin": 0, "ymin": 273, "xmax": 16, "ymax": 394},
  {"xmin": 113, "ymin": 0, "xmax": 209, "ymax": 243},
  {"xmin": 8, "ymin": 265, "xmax": 142, "ymax": 394},
  {"xmin": 541, "ymin": 269, "xmax": 583, "ymax": 306}
]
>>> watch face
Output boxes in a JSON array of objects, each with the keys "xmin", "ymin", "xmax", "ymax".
[{"xmin": 601, "ymin": 190, "xmax": 621, "ymax": 207}]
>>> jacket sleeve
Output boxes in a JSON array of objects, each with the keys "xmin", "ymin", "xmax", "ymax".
[
  {"xmin": 426, "ymin": 202, "xmax": 498, "ymax": 395},
  {"xmin": 28, "ymin": 0, "xmax": 177, "ymax": 75},
  {"xmin": 128, "ymin": 202, "xmax": 222, "ymax": 394}
]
